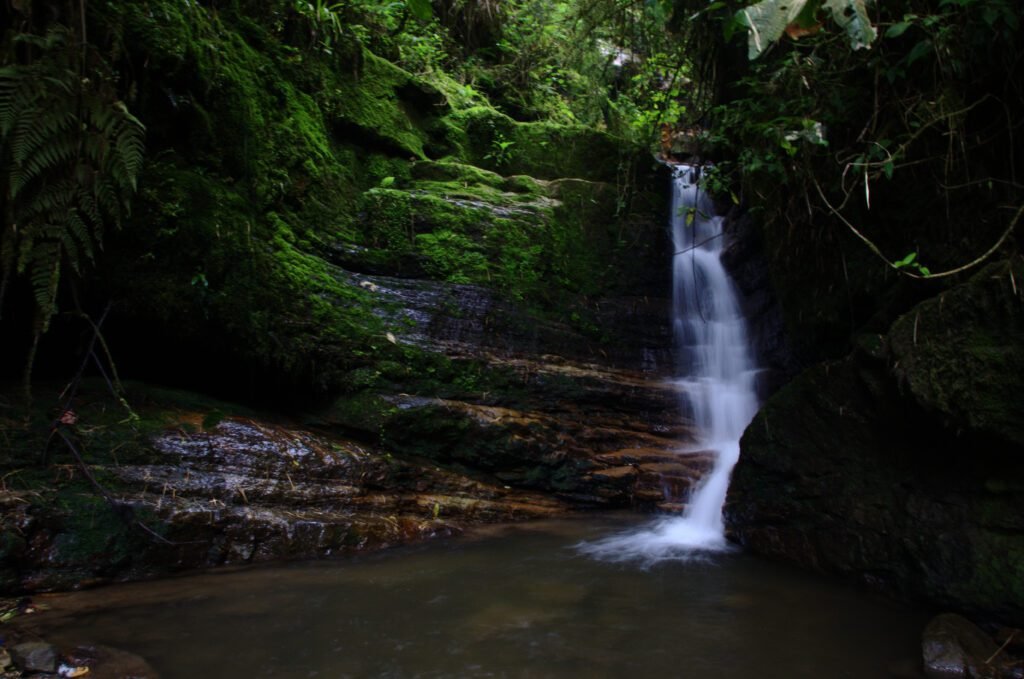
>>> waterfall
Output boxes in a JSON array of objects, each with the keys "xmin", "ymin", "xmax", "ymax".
[{"xmin": 580, "ymin": 163, "xmax": 759, "ymax": 562}]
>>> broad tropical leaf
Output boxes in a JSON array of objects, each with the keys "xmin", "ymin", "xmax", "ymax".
[{"xmin": 739, "ymin": 0, "xmax": 877, "ymax": 59}]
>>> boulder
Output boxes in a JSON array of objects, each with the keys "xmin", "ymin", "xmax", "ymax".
[
  {"xmin": 889, "ymin": 262, "xmax": 1024, "ymax": 447},
  {"xmin": 9, "ymin": 641, "xmax": 57, "ymax": 673},
  {"xmin": 922, "ymin": 613, "xmax": 1024, "ymax": 679},
  {"xmin": 727, "ymin": 261, "xmax": 1024, "ymax": 625},
  {"xmin": 61, "ymin": 644, "xmax": 159, "ymax": 679}
]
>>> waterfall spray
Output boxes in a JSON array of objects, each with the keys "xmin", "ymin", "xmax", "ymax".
[{"xmin": 581, "ymin": 164, "xmax": 759, "ymax": 562}]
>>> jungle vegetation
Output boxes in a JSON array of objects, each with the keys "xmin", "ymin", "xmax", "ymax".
[{"xmin": 0, "ymin": 0, "xmax": 1021, "ymax": 392}]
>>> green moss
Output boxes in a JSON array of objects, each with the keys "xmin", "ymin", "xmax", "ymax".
[
  {"xmin": 320, "ymin": 49, "xmax": 443, "ymax": 159},
  {"xmin": 51, "ymin": 493, "xmax": 135, "ymax": 569},
  {"xmin": 357, "ymin": 188, "xmax": 415, "ymax": 272},
  {"xmin": 443, "ymin": 107, "xmax": 638, "ymax": 182},
  {"xmin": 410, "ymin": 159, "xmax": 506, "ymax": 188},
  {"xmin": 416, "ymin": 231, "xmax": 490, "ymax": 283},
  {"xmin": 350, "ymin": 156, "xmax": 660, "ymax": 308},
  {"xmin": 501, "ymin": 175, "xmax": 547, "ymax": 195},
  {"xmin": 362, "ymin": 154, "xmax": 414, "ymax": 188},
  {"xmin": 87, "ymin": 0, "xmax": 664, "ymax": 403},
  {"xmin": 889, "ymin": 260, "xmax": 1024, "ymax": 446},
  {"xmin": 120, "ymin": 153, "xmax": 387, "ymax": 389},
  {"xmin": 322, "ymin": 391, "xmax": 395, "ymax": 437}
]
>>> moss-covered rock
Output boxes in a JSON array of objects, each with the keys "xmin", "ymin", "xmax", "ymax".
[
  {"xmin": 442, "ymin": 107, "xmax": 648, "ymax": 183},
  {"xmin": 80, "ymin": 0, "xmax": 669, "ymax": 406},
  {"xmin": 727, "ymin": 259, "xmax": 1024, "ymax": 626},
  {"xmin": 889, "ymin": 260, "xmax": 1024, "ymax": 447},
  {"xmin": 323, "ymin": 48, "xmax": 446, "ymax": 159}
]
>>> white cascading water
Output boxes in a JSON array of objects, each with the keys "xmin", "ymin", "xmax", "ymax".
[{"xmin": 580, "ymin": 164, "xmax": 759, "ymax": 563}]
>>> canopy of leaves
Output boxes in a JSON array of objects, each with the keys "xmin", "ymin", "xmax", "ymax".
[{"xmin": 700, "ymin": 0, "xmax": 1022, "ymax": 351}]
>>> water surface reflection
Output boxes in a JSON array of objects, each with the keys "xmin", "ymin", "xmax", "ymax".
[{"xmin": 29, "ymin": 515, "xmax": 924, "ymax": 678}]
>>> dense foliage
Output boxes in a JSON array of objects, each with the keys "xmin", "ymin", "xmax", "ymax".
[
  {"xmin": 1, "ymin": 0, "xmax": 1021, "ymax": 380},
  {"xmin": 0, "ymin": 0, "xmax": 692, "ymax": 399},
  {"xmin": 0, "ymin": 14, "xmax": 144, "ymax": 390},
  {"xmin": 710, "ymin": 0, "xmax": 1022, "ymax": 256},
  {"xmin": 0, "ymin": 0, "xmax": 1022, "ymax": 624},
  {"xmin": 689, "ymin": 0, "xmax": 1024, "ymax": 355}
]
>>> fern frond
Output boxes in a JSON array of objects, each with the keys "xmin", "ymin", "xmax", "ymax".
[
  {"xmin": 10, "ymin": 130, "xmax": 78, "ymax": 197},
  {"xmin": 113, "ymin": 115, "xmax": 146, "ymax": 189},
  {"xmin": 0, "ymin": 68, "xmax": 39, "ymax": 137},
  {"xmin": 0, "ymin": 228, "xmax": 17, "ymax": 311},
  {"xmin": 95, "ymin": 179, "xmax": 121, "ymax": 221},
  {"xmin": 40, "ymin": 74, "xmax": 76, "ymax": 96},
  {"xmin": 64, "ymin": 209, "xmax": 94, "ymax": 267},
  {"xmin": 2, "ymin": 25, "xmax": 146, "ymax": 343},
  {"xmin": 15, "ymin": 180, "xmax": 76, "ymax": 223},
  {"xmin": 58, "ymin": 223, "xmax": 82, "ymax": 274},
  {"xmin": 76, "ymin": 186, "xmax": 102, "ymax": 225},
  {"xmin": 15, "ymin": 230, "xmax": 34, "ymax": 274},
  {"xmin": 28, "ymin": 241, "xmax": 61, "ymax": 332},
  {"xmin": 10, "ymin": 106, "xmax": 50, "ymax": 165}
]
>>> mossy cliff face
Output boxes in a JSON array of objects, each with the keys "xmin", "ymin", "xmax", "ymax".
[
  {"xmin": 0, "ymin": 0, "xmax": 697, "ymax": 589},
  {"xmin": 726, "ymin": 260, "xmax": 1024, "ymax": 625},
  {"xmin": 84, "ymin": 0, "xmax": 667, "ymax": 399}
]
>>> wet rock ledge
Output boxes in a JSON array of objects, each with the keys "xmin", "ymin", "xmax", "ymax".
[
  {"xmin": 0, "ymin": 404, "xmax": 569, "ymax": 592},
  {"xmin": 0, "ymin": 352, "xmax": 708, "ymax": 593}
]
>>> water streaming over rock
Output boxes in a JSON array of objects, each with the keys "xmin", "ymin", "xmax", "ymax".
[{"xmin": 580, "ymin": 164, "xmax": 759, "ymax": 562}]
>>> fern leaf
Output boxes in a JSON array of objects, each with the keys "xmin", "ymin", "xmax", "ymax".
[
  {"xmin": 2, "ymin": 25, "xmax": 146, "ymax": 341},
  {"xmin": 0, "ymin": 69, "xmax": 39, "ymax": 137},
  {"xmin": 77, "ymin": 186, "xmax": 102, "ymax": 225},
  {"xmin": 16, "ymin": 180, "xmax": 76, "ymax": 222},
  {"xmin": 64, "ymin": 209, "xmax": 94, "ymax": 265},
  {"xmin": 96, "ymin": 179, "xmax": 121, "ymax": 221},
  {"xmin": 11, "ymin": 132, "xmax": 78, "ymax": 197},
  {"xmin": 28, "ymin": 242, "xmax": 60, "ymax": 332}
]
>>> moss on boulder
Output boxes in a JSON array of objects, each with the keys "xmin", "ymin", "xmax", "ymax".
[
  {"xmin": 323, "ymin": 48, "xmax": 445, "ymax": 159},
  {"xmin": 888, "ymin": 260, "xmax": 1024, "ymax": 447},
  {"xmin": 442, "ymin": 107, "xmax": 646, "ymax": 183},
  {"xmin": 727, "ymin": 259, "xmax": 1024, "ymax": 626}
]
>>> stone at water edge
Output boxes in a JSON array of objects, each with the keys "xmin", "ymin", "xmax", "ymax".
[
  {"xmin": 922, "ymin": 613, "xmax": 1023, "ymax": 678},
  {"xmin": 9, "ymin": 641, "xmax": 58, "ymax": 673},
  {"xmin": 61, "ymin": 644, "xmax": 159, "ymax": 679},
  {"xmin": 996, "ymin": 628, "xmax": 1024, "ymax": 656}
]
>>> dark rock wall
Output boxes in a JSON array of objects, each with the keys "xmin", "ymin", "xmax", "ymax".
[
  {"xmin": 721, "ymin": 209, "xmax": 801, "ymax": 398},
  {"xmin": 727, "ymin": 260, "xmax": 1024, "ymax": 626}
]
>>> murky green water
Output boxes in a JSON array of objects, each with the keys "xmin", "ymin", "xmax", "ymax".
[{"xmin": 30, "ymin": 515, "xmax": 925, "ymax": 678}]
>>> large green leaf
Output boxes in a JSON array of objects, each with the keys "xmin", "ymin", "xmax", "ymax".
[
  {"xmin": 406, "ymin": 0, "xmax": 433, "ymax": 21},
  {"xmin": 823, "ymin": 0, "xmax": 877, "ymax": 50},
  {"xmin": 738, "ymin": 0, "xmax": 876, "ymax": 59},
  {"xmin": 739, "ymin": 0, "xmax": 813, "ymax": 59}
]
